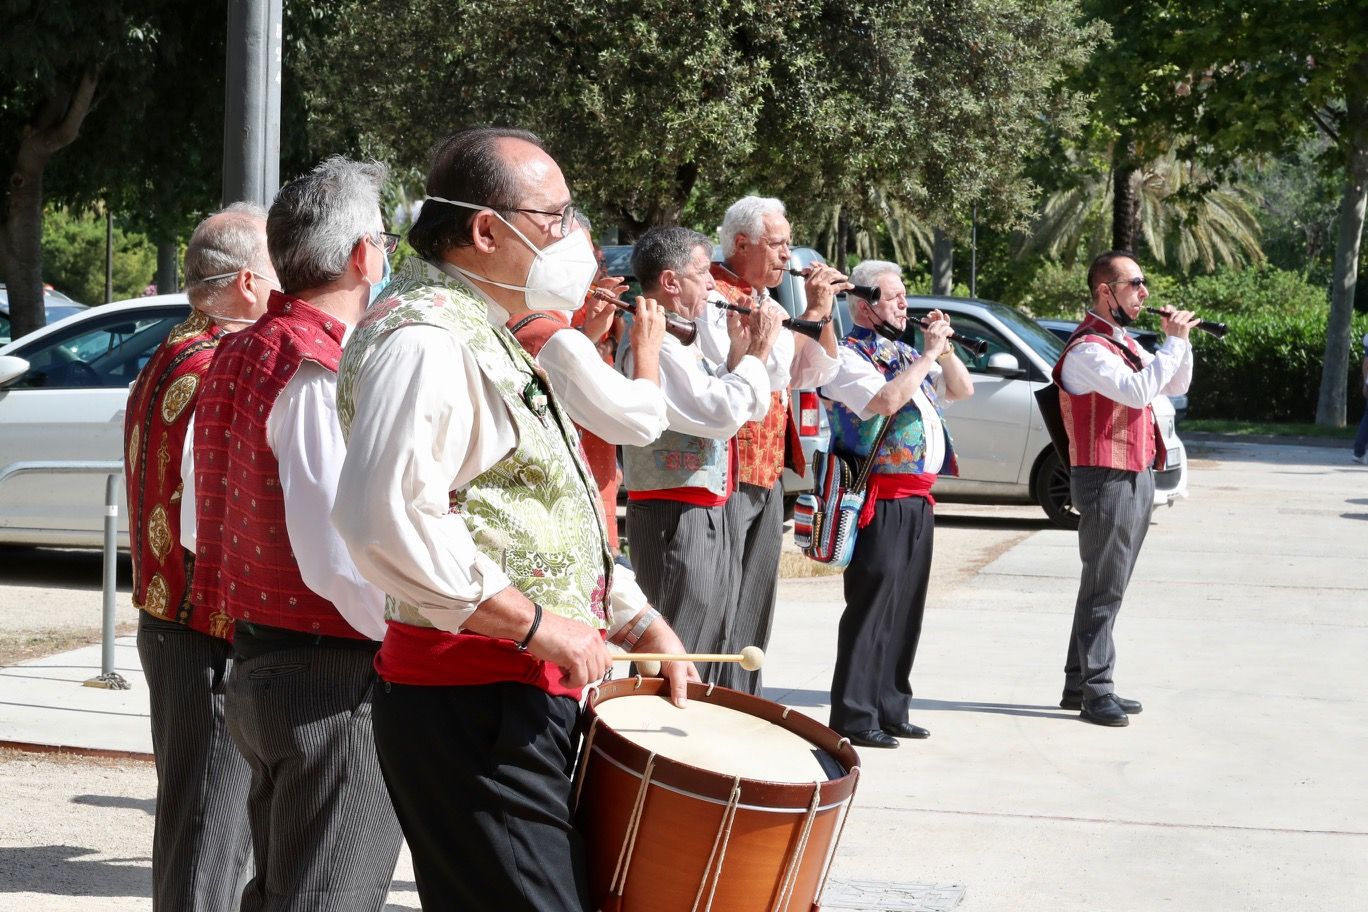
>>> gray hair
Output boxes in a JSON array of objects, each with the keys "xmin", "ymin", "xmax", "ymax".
[
  {"xmin": 267, "ymin": 156, "xmax": 388, "ymax": 294},
  {"xmin": 848, "ymin": 260, "xmax": 902, "ymax": 300},
  {"xmin": 183, "ymin": 202, "xmax": 270, "ymax": 311},
  {"xmin": 574, "ymin": 211, "xmax": 593, "ymax": 235},
  {"xmin": 631, "ymin": 226, "xmax": 712, "ymax": 292},
  {"xmin": 719, "ymin": 196, "xmax": 785, "ymax": 257}
]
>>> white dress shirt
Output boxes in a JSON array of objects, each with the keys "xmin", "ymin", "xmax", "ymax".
[
  {"xmin": 1059, "ymin": 315, "xmax": 1193, "ymax": 405},
  {"xmin": 822, "ymin": 344, "xmax": 948, "ymax": 473},
  {"xmin": 694, "ymin": 289, "xmax": 841, "ymax": 399},
  {"xmin": 331, "ymin": 319, "xmax": 648, "ymax": 637},
  {"xmin": 624, "ymin": 333, "xmax": 770, "ymax": 439},
  {"xmin": 180, "ymin": 347, "xmax": 388, "ymax": 641},
  {"xmin": 534, "ymin": 328, "xmax": 668, "ymax": 446}
]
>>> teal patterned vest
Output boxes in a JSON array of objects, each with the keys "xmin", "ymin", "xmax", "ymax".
[
  {"xmin": 623, "ymin": 349, "xmax": 729, "ymax": 496},
  {"xmin": 826, "ymin": 326, "xmax": 959, "ymax": 476},
  {"xmin": 336, "ymin": 259, "xmax": 613, "ymax": 629}
]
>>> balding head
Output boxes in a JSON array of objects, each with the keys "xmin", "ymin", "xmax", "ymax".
[{"xmin": 183, "ymin": 203, "xmax": 277, "ymax": 326}]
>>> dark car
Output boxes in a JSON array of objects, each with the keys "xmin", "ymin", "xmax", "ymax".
[{"xmin": 1036, "ymin": 318, "xmax": 1187, "ymax": 420}]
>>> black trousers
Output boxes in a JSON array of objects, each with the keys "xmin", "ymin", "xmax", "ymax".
[
  {"xmin": 372, "ymin": 680, "xmax": 590, "ymax": 912},
  {"xmin": 137, "ymin": 611, "xmax": 252, "ymax": 911},
  {"xmin": 829, "ymin": 496, "xmax": 935, "ymax": 733}
]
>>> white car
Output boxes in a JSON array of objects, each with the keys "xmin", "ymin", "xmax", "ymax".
[
  {"xmin": 900, "ymin": 297, "xmax": 1187, "ymax": 529},
  {"xmin": 0, "ymin": 295, "xmax": 190, "ymax": 547}
]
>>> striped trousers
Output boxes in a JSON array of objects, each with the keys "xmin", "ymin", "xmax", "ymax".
[
  {"xmin": 225, "ymin": 642, "xmax": 404, "ymax": 912},
  {"xmin": 136, "ymin": 611, "xmax": 252, "ymax": 911},
  {"xmin": 626, "ymin": 499, "xmax": 735, "ymax": 684},
  {"xmin": 1065, "ymin": 466, "xmax": 1155, "ymax": 701},
  {"xmin": 722, "ymin": 481, "xmax": 785, "ymax": 694}
]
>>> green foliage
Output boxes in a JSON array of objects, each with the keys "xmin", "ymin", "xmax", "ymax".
[{"xmin": 40, "ymin": 208, "xmax": 156, "ymax": 303}]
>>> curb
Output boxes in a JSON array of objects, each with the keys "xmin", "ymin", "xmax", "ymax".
[{"xmin": 1181, "ymin": 431, "xmax": 1352, "ymax": 450}]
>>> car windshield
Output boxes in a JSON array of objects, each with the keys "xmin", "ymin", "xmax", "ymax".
[{"xmin": 976, "ymin": 300, "xmax": 1065, "ymax": 364}]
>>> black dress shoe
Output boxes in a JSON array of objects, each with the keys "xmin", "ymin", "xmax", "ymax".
[
  {"xmin": 1061, "ymin": 692, "xmax": 1143, "ymax": 714},
  {"xmin": 882, "ymin": 721, "xmax": 930, "ymax": 740},
  {"xmin": 1079, "ymin": 694, "xmax": 1130, "ymax": 727},
  {"xmin": 839, "ymin": 728, "xmax": 900, "ymax": 749}
]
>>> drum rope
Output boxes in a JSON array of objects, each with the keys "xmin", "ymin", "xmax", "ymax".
[
  {"xmin": 609, "ymin": 752, "xmax": 658, "ymax": 898},
  {"xmin": 814, "ymin": 766, "xmax": 861, "ymax": 906},
  {"xmin": 690, "ymin": 775, "xmax": 743, "ymax": 912},
  {"xmin": 772, "ymin": 783, "xmax": 823, "ymax": 911},
  {"xmin": 571, "ymin": 717, "xmax": 600, "ymax": 813}
]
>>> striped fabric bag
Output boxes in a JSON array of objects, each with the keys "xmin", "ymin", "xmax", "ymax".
[{"xmin": 792, "ymin": 417, "xmax": 893, "ymax": 569}]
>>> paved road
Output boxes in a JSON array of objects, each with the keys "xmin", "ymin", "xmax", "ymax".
[{"xmin": 0, "ymin": 438, "xmax": 1365, "ymax": 910}]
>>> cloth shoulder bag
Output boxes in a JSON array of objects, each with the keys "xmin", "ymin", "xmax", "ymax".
[{"xmin": 792, "ymin": 416, "xmax": 894, "ymax": 569}]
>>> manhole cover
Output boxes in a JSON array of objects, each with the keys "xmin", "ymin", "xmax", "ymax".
[{"xmin": 821, "ymin": 878, "xmax": 967, "ymax": 912}]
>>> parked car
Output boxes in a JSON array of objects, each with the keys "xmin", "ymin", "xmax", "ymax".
[
  {"xmin": 1036, "ymin": 317, "xmax": 1187, "ymax": 420},
  {"xmin": 0, "ymin": 295, "xmax": 190, "ymax": 547},
  {"xmin": 0, "ymin": 284, "xmax": 88, "ymax": 345},
  {"xmin": 600, "ymin": 244, "xmax": 832, "ymax": 504},
  {"xmin": 894, "ymin": 296, "xmax": 1187, "ymax": 529}
]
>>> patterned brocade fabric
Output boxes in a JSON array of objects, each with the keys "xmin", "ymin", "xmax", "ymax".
[{"xmin": 123, "ymin": 311, "xmax": 234, "ymax": 639}]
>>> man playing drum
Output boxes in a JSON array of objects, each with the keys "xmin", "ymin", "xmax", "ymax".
[{"xmin": 331, "ymin": 126, "xmax": 698, "ymax": 912}]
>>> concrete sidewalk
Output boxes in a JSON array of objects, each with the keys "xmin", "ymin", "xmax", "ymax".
[{"xmin": 2, "ymin": 437, "xmax": 1366, "ymax": 910}]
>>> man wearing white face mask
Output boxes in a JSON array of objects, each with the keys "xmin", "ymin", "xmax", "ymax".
[
  {"xmin": 185, "ymin": 157, "xmax": 402, "ymax": 912},
  {"xmin": 331, "ymin": 126, "xmax": 699, "ymax": 912}
]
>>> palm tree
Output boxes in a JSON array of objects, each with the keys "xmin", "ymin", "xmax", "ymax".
[{"xmin": 1022, "ymin": 150, "xmax": 1265, "ymax": 273}]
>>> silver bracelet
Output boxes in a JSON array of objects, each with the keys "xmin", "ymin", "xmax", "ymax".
[{"xmin": 621, "ymin": 608, "xmax": 661, "ymax": 651}]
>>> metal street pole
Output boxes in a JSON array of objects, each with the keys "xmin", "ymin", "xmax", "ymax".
[{"xmin": 222, "ymin": 0, "xmax": 283, "ymax": 207}]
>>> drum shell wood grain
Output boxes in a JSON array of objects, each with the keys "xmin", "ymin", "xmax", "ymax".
[{"xmin": 577, "ymin": 678, "xmax": 861, "ymax": 912}]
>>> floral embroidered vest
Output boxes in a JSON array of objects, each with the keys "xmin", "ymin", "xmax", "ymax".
[
  {"xmin": 336, "ymin": 260, "xmax": 612, "ymax": 630},
  {"xmin": 1054, "ymin": 312, "xmax": 1163, "ymax": 471},
  {"xmin": 827, "ymin": 327, "xmax": 959, "ymax": 476},
  {"xmin": 710, "ymin": 264, "xmax": 789, "ymax": 489},
  {"xmin": 124, "ymin": 311, "xmax": 234, "ymax": 639}
]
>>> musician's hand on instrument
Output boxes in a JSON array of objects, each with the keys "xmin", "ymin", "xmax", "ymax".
[
  {"xmin": 580, "ymin": 290, "xmax": 617, "ymax": 344},
  {"xmin": 752, "ymin": 301, "xmax": 785, "ymax": 345},
  {"xmin": 632, "ymin": 621, "xmax": 699, "ymax": 707},
  {"xmin": 802, "ymin": 264, "xmax": 850, "ymax": 318},
  {"xmin": 528, "ymin": 612, "xmax": 614, "ymax": 690},
  {"xmin": 921, "ymin": 313, "xmax": 953, "ymax": 362},
  {"xmin": 630, "ymin": 296, "xmax": 668, "ymax": 352},
  {"xmin": 1160, "ymin": 307, "xmax": 1199, "ymax": 341}
]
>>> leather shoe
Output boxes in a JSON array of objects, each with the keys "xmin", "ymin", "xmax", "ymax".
[
  {"xmin": 882, "ymin": 721, "xmax": 931, "ymax": 740},
  {"xmin": 839, "ymin": 728, "xmax": 899, "ymax": 749},
  {"xmin": 1079, "ymin": 694, "xmax": 1130, "ymax": 727},
  {"xmin": 1061, "ymin": 692, "xmax": 1142, "ymax": 714}
]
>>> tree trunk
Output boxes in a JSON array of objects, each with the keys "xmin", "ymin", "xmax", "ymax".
[
  {"xmin": 931, "ymin": 227, "xmax": 953, "ymax": 295},
  {"xmin": 1112, "ymin": 139, "xmax": 1142, "ymax": 253},
  {"xmin": 1, "ymin": 68, "xmax": 101, "ymax": 339},
  {"xmin": 156, "ymin": 240, "xmax": 179, "ymax": 294},
  {"xmin": 1315, "ymin": 61, "xmax": 1368, "ymax": 427}
]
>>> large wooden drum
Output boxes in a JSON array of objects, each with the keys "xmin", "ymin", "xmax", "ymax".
[{"xmin": 574, "ymin": 677, "xmax": 861, "ymax": 912}]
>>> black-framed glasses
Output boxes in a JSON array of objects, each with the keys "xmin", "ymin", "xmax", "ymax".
[
  {"xmin": 512, "ymin": 203, "xmax": 578, "ymax": 238},
  {"xmin": 1108, "ymin": 276, "xmax": 1146, "ymax": 290},
  {"xmin": 377, "ymin": 232, "xmax": 401, "ymax": 255}
]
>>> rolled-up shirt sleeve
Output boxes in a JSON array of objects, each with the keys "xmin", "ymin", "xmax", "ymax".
[
  {"xmin": 332, "ymin": 326, "xmax": 517, "ymax": 632},
  {"xmin": 822, "ymin": 346, "xmax": 940, "ymax": 421},
  {"xmin": 536, "ymin": 329, "xmax": 668, "ymax": 446},
  {"xmin": 790, "ymin": 334, "xmax": 841, "ymax": 389},
  {"xmin": 606, "ymin": 564, "xmax": 650, "ymax": 636}
]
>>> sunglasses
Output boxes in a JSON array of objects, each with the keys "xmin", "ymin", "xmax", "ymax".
[{"xmin": 1108, "ymin": 276, "xmax": 1147, "ymax": 289}]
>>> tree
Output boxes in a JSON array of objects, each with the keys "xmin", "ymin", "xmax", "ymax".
[
  {"xmin": 301, "ymin": 0, "xmax": 1101, "ymax": 244},
  {"xmin": 1169, "ymin": 0, "xmax": 1368, "ymax": 426}
]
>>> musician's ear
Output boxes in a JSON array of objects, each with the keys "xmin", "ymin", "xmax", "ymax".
[
  {"xmin": 660, "ymin": 268, "xmax": 681, "ymax": 296},
  {"xmin": 469, "ymin": 209, "xmax": 500, "ymax": 253}
]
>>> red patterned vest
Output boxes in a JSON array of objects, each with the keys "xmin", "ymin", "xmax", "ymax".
[
  {"xmin": 505, "ymin": 310, "xmax": 622, "ymax": 550},
  {"xmin": 124, "ymin": 312, "xmax": 234, "ymax": 639},
  {"xmin": 189, "ymin": 293, "xmax": 363, "ymax": 638},
  {"xmin": 1054, "ymin": 312, "xmax": 1165, "ymax": 472},
  {"xmin": 710, "ymin": 264, "xmax": 791, "ymax": 489}
]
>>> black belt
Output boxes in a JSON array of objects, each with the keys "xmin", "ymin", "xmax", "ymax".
[{"xmin": 233, "ymin": 621, "xmax": 380, "ymax": 661}]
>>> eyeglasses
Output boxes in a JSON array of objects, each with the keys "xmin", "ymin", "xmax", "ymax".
[
  {"xmin": 199, "ymin": 269, "xmax": 279, "ymax": 289},
  {"xmin": 511, "ymin": 203, "xmax": 578, "ymax": 238},
  {"xmin": 1108, "ymin": 276, "xmax": 1146, "ymax": 290},
  {"xmin": 372, "ymin": 232, "xmax": 400, "ymax": 255}
]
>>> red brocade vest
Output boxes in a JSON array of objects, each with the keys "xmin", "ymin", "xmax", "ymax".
[
  {"xmin": 709, "ymin": 264, "xmax": 797, "ymax": 489},
  {"xmin": 1053, "ymin": 313, "xmax": 1165, "ymax": 472},
  {"xmin": 189, "ymin": 294, "xmax": 363, "ymax": 638},
  {"xmin": 504, "ymin": 310, "xmax": 622, "ymax": 551},
  {"xmin": 124, "ymin": 312, "xmax": 234, "ymax": 639}
]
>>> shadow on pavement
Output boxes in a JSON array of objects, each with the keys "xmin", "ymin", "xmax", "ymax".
[
  {"xmin": 933, "ymin": 512, "xmax": 1054, "ymax": 531},
  {"xmin": 72, "ymin": 793, "xmax": 155, "ymax": 816},
  {"xmin": 0, "ymin": 546, "xmax": 132, "ymax": 592},
  {"xmin": 0, "ymin": 844, "xmax": 151, "ymax": 898},
  {"xmin": 909, "ymin": 698, "xmax": 1076, "ymax": 721}
]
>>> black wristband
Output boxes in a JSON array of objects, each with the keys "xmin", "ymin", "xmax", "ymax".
[{"xmin": 516, "ymin": 602, "xmax": 543, "ymax": 652}]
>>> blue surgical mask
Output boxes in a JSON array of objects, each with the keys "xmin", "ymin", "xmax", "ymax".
[{"xmin": 368, "ymin": 247, "xmax": 392, "ymax": 308}]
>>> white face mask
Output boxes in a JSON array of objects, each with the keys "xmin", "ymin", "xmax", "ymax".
[{"xmin": 425, "ymin": 195, "xmax": 596, "ymax": 312}]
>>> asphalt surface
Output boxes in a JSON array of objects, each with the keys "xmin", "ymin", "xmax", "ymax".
[{"xmin": 1, "ymin": 436, "xmax": 1365, "ymax": 911}]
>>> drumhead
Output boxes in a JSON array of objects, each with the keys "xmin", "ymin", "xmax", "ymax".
[{"xmin": 593, "ymin": 694, "xmax": 839, "ymax": 783}]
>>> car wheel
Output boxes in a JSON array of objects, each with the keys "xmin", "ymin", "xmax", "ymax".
[{"xmin": 1034, "ymin": 449, "xmax": 1080, "ymax": 530}]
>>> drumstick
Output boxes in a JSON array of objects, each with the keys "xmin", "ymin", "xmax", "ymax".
[{"xmin": 614, "ymin": 646, "xmax": 765, "ymax": 672}]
